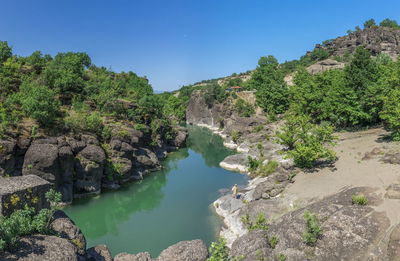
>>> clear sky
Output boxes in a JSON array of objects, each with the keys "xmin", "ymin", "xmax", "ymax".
[{"xmin": 1, "ymin": 0, "xmax": 399, "ymax": 91}]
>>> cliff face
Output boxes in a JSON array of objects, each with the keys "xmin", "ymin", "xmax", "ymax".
[
  {"xmin": 320, "ymin": 26, "xmax": 400, "ymax": 58},
  {"xmin": 0, "ymin": 125, "xmax": 187, "ymax": 203}
]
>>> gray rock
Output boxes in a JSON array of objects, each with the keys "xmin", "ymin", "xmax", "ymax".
[
  {"xmin": 0, "ymin": 139, "xmax": 17, "ymax": 177},
  {"xmin": 0, "ymin": 175, "xmax": 51, "ymax": 217},
  {"xmin": 87, "ymin": 245, "xmax": 113, "ymax": 261},
  {"xmin": 114, "ymin": 252, "xmax": 152, "ymax": 261},
  {"xmin": 230, "ymin": 230, "xmax": 269, "ymax": 261},
  {"xmin": 50, "ymin": 210, "xmax": 86, "ymax": 255},
  {"xmin": 1, "ymin": 235, "xmax": 81, "ymax": 261},
  {"xmin": 156, "ymin": 240, "xmax": 208, "ymax": 261}
]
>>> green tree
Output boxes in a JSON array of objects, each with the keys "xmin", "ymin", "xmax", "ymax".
[
  {"xmin": 17, "ymin": 82, "xmax": 60, "ymax": 126},
  {"xmin": 248, "ymin": 55, "xmax": 289, "ymax": 114},
  {"xmin": 380, "ymin": 88, "xmax": 400, "ymax": 140},
  {"xmin": 379, "ymin": 18, "xmax": 400, "ymax": 29},
  {"xmin": 0, "ymin": 41, "xmax": 12, "ymax": 64},
  {"xmin": 364, "ymin": 19, "xmax": 376, "ymax": 28}
]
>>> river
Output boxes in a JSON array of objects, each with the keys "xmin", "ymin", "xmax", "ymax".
[{"xmin": 64, "ymin": 126, "xmax": 248, "ymax": 257}]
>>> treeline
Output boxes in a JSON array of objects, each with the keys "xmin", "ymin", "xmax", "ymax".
[{"xmin": 0, "ymin": 41, "xmax": 184, "ymax": 143}]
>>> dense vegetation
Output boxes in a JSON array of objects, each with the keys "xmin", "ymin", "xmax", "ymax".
[{"xmin": 0, "ymin": 41, "xmax": 184, "ymax": 144}]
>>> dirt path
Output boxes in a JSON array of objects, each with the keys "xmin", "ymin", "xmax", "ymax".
[{"xmin": 283, "ymin": 128, "xmax": 400, "ymax": 225}]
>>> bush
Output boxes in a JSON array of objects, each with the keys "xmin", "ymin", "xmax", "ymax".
[
  {"xmin": 352, "ymin": 194, "xmax": 368, "ymax": 205},
  {"xmin": 276, "ymin": 253, "xmax": 287, "ymax": 261},
  {"xmin": 380, "ymin": 88, "xmax": 400, "ymax": 141},
  {"xmin": 258, "ymin": 160, "xmax": 278, "ymax": 177},
  {"xmin": 64, "ymin": 111, "xmax": 104, "ymax": 136},
  {"xmin": 248, "ymin": 156, "xmax": 262, "ymax": 173},
  {"xmin": 0, "ymin": 188, "xmax": 61, "ymax": 251},
  {"xmin": 234, "ymin": 98, "xmax": 255, "ymax": 117},
  {"xmin": 303, "ymin": 211, "xmax": 322, "ymax": 246},
  {"xmin": 276, "ymin": 114, "xmax": 337, "ymax": 168},
  {"xmin": 268, "ymin": 235, "xmax": 279, "ymax": 249},
  {"xmin": 207, "ymin": 237, "xmax": 230, "ymax": 261},
  {"xmin": 231, "ymin": 130, "xmax": 241, "ymax": 143},
  {"xmin": 241, "ymin": 213, "xmax": 269, "ymax": 231},
  {"xmin": 16, "ymin": 82, "xmax": 60, "ymax": 126}
]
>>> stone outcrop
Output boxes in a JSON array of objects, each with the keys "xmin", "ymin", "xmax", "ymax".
[
  {"xmin": 0, "ymin": 124, "xmax": 187, "ymax": 203},
  {"xmin": 50, "ymin": 210, "xmax": 87, "ymax": 256},
  {"xmin": 318, "ymin": 26, "xmax": 400, "ymax": 58},
  {"xmin": 0, "ymin": 175, "xmax": 51, "ymax": 217},
  {"xmin": 230, "ymin": 187, "xmax": 394, "ymax": 261},
  {"xmin": 306, "ymin": 59, "xmax": 345, "ymax": 74},
  {"xmin": 2, "ymin": 235, "xmax": 82, "ymax": 261},
  {"xmin": 156, "ymin": 240, "xmax": 208, "ymax": 261},
  {"xmin": 86, "ymin": 245, "xmax": 113, "ymax": 261}
]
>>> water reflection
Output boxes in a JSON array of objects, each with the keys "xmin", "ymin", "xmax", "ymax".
[{"xmin": 186, "ymin": 125, "xmax": 233, "ymax": 167}]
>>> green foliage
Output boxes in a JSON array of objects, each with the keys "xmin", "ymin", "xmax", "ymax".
[
  {"xmin": 0, "ymin": 41, "xmax": 12, "ymax": 64},
  {"xmin": 276, "ymin": 114, "xmax": 337, "ymax": 168},
  {"xmin": 379, "ymin": 18, "xmax": 400, "ymax": 29},
  {"xmin": 258, "ymin": 160, "xmax": 278, "ymax": 177},
  {"xmin": 231, "ymin": 130, "xmax": 241, "ymax": 143},
  {"xmin": 241, "ymin": 213, "xmax": 269, "ymax": 231},
  {"xmin": 351, "ymin": 194, "xmax": 368, "ymax": 205},
  {"xmin": 163, "ymin": 95, "xmax": 186, "ymax": 121},
  {"xmin": 380, "ymin": 88, "xmax": 400, "ymax": 140},
  {"xmin": 16, "ymin": 82, "xmax": 60, "ymax": 126},
  {"xmin": 248, "ymin": 56, "xmax": 289, "ymax": 114},
  {"xmin": 268, "ymin": 235, "xmax": 279, "ymax": 249},
  {"xmin": 226, "ymin": 77, "xmax": 243, "ymax": 87},
  {"xmin": 0, "ymin": 188, "xmax": 61, "ymax": 251},
  {"xmin": 364, "ymin": 19, "xmax": 377, "ymax": 28},
  {"xmin": 234, "ymin": 98, "xmax": 255, "ymax": 117},
  {"xmin": 248, "ymin": 156, "xmax": 262, "ymax": 172},
  {"xmin": 303, "ymin": 211, "xmax": 322, "ymax": 246},
  {"xmin": 65, "ymin": 111, "xmax": 104, "ymax": 137},
  {"xmin": 207, "ymin": 237, "xmax": 230, "ymax": 261},
  {"xmin": 276, "ymin": 253, "xmax": 287, "ymax": 261},
  {"xmin": 203, "ymin": 83, "xmax": 227, "ymax": 107}
]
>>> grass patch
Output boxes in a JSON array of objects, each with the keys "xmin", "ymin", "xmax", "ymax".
[
  {"xmin": 303, "ymin": 211, "xmax": 322, "ymax": 246},
  {"xmin": 352, "ymin": 194, "xmax": 368, "ymax": 205}
]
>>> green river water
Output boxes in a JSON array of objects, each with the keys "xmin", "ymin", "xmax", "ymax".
[{"xmin": 64, "ymin": 126, "xmax": 248, "ymax": 257}]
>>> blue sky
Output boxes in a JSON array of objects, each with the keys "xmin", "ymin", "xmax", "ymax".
[{"xmin": 1, "ymin": 0, "xmax": 399, "ymax": 91}]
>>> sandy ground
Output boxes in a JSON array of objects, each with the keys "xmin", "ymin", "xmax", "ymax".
[{"xmin": 283, "ymin": 128, "xmax": 400, "ymax": 225}]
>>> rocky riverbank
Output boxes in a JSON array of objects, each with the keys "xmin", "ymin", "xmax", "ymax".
[
  {"xmin": 186, "ymin": 89, "xmax": 400, "ymax": 260},
  {"xmin": 0, "ymin": 123, "xmax": 187, "ymax": 204}
]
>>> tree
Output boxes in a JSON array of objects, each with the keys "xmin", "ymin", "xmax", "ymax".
[
  {"xmin": 17, "ymin": 82, "xmax": 60, "ymax": 126},
  {"xmin": 0, "ymin": 41, "xmax": 12, "ymax": 64},
  {"xmin": 43, "ymin": 52, "xmax": 91, "ymax": 95},
  {"xmin": 380, "ymin": 88, "xmax": 400, "ymax": 140},
  {"xmin": 364, "ymin": 19, "xmax": 376, "ymax": 28},
  {"xmin": 248, "ymin": 55, "xmax": 289, "ymax": 114},
  {"xmin": 276, "ymin": 113, "xmax": 337, "ymax": 168},
  {"xmin": 379, "ymin": 18, "xmax": 400, "ymax": 29}
]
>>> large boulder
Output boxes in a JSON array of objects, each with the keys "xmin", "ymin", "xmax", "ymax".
[
  {"xmin": 87, "ymin": 245, "xmax": 113, "ymax": 261},
  {"xmin": 230, "ymin": 230, "xmax": 269, "ymax": 261},
  {"xmin": 74, "ymin": 144, "xmax": 106, "ymax": 196},
  {"xmin": 0, "ymin": 175, "xmax": 51, "ymax": 217},
  {"xmin": 0, "ymin": 139, "xmax": 17, "ymax": 177},
  {"xmin": 156, "ymin": 240, "xmax": 208, "ymax": 261},
  {"xmin": 231, "ymin": 187, "xmax": 392, "ymax": 260},
  {"xmin": 114, "ymin": 252, "xmax": 153, "ymax": 261},
  {"xmin": 1, "ymin": 235, "xmax": 82, "ymax": 261},
  {"xmin": 50, "ymin": 210, "xmax": 86, "ymax": 255}
]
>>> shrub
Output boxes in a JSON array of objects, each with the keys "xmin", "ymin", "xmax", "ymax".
[
  {"xmin": 17, "ymin": 82, "xmax": 60, "ymax": 126},
  {"xmin": 268, "ymin": 235, "xmax": 279, "ymax": 249},
  {"xmin": 234, "ymin": 98, "xmax": 255, "ymax": 117},
  {"xmin": 0, "ymin": 188, "xmax": 61, "ymax": 251},
  {"xmin": 207, "ymin": 237, "xmax": 229, "ymax": 261},
  {"xmin": 276, "ymin": 253, "xmax": 287, "ymax": 261},
  {"xmin": 241, "ymin": 213, "xmax": 269, "ymax": 231},
  {"xmin": 352, "ymin": 194, "xmax": 368, "ymax": 205},
  {"xmin": 276, "ymin": 114, "xmax": 337, "ymax": 168},
  {"xmin": 64, "ymin": 111, "xmax": 104, "ymax": 136},
  {"xmin": 258, "ymin": 160, "xmax": 278, "ymax": 177},
  {"xmin": 303, "ymin": 211, "xmax": 322, "ymax": 246},
  {"xmin": 231, "ymin": 130, "xmax": 241, "ymax": 143},
  {"xmin": 248, "ymin": 156, "xmax": 262, "ymax": 173}
]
